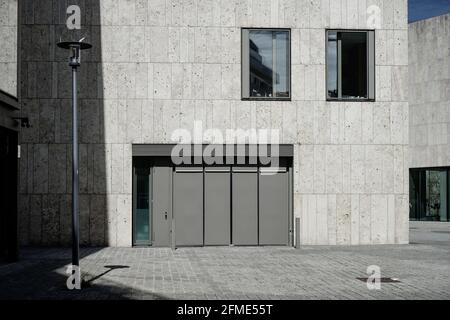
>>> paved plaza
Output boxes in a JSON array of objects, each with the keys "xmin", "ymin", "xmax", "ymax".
[{"xmin": 0, "ymin": 222, "xmax": 449, "ymax": 300}]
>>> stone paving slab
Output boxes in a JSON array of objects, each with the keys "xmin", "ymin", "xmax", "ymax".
[{"xmin": 0, "ymin": 224, "xmax": 449, "ymax": 300}]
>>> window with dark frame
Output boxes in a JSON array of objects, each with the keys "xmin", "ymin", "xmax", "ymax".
[
  {"xmin": 326, "ymin": 30, "xmax": 375, "ymax": 101},
  {"xmin": 410, "ymin": 169, "xmax": 450, "ymax": 222},
  {"xmin": 242, "ymin": 29, "xmax": 290, "ymax": 100}
]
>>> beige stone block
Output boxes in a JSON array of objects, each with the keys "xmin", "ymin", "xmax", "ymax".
[
  {"xmin": 359, "ymin": 194, "xmax": 371, "ymax": 244},
  {"xmin": 116, "ymin": 194, "xmax": 132, "ymax": 247},
  {"xmin": 29, "ymin": 195, "xmax": 42, "ymax": 244},
  {"xmin": 168, "ymin": 27, "xmax": 181, "ymax": 62},
  {"xmin": 365, "ymin": 145, "xmax": 383, "ymax": 194},
  {"xmin": 350, "ymin": 194, "xmax": 360, "ymax": 245},
  {"xmin": 106, "ymin": 195, "xmax": 118, "ymax": 246},
  {"xmin": 252, "ymin": 0, "xmax": 271, "ymax": 26},
  {"xmin": 183, "ymin": 0, "xmax": 198, "ymax": 26},
  {"xmin": 198, "ymin": 0, "xmax": 221, "ymax": 26},
  {"xmin": 314, "ymin": 145, "xmax": 326, "ymax": 193},
  {"xmin": 342, "ymin": 145, "xmax": 351, "ymax": 194},
  {"xmin": 282, "ymin": 102, "xmax": 297, "ymax": 143},
  {"xmin": 154, "ymin": 63, "xmax": 172, "ymax": 99},
  {"xmin": 329, "ymin": 0, "xmax": 342, "ymax": 28},
  {"xmin": 325, "ymin": 145, "xmax": 343, "ymax": 193},
  {"xmin": 191, "ymin": 64, "xmax": 204, "ymax": 99},
  {"xmin": 292, "ymin": 64, "xmax": 305, "ymax": 100},
  {"xmin": 111, "ymin": 144, "xmax": 124, "ymax": 194},
  {"xmin": 395, "ymin": 195, "xmax": 409, "ymax": 244},
  {"xmin": 371, "ymin": 194, "xmax": 387, "ymax": 244},
  {"xmin": 206, "ymin": 27, "xmax": 222, "ymax": 63},
  {"xmin": 90, "ymin": 195, "xmax": 106, "ymax": 246},
  {"xmin": 387, "ymin": 194, "xmax": 395, "ymax": 244},
  {"xmin": 149, "ymin": 27, "xmax": 169, "ymax": 62},
  {"xmin": 373, "ymin": 102, "xmax": 390, "ymax": 144},
  {"xmin": 351, "ymin": 145, "xmax": 365, "ymax": 194},
  {"xmin": 48, "ymin": 144, "xmax": 66, "ymax": 194},
  {"xmin": 336, "ymin": 194, "xmax": 351, "ymax": 245},
  {"xmin": 221, "ymin": 28, "xmax": 239, "ymax": 63},
  {"xmin": 204, "ymin": 63, "xmax": 221, "ymax": 99},
  {"xmin": 118, "ymin": 63, "xmax": 137, "ymax": 99},
  {"xmin": 297, "ymin": 101, "xmax": 314, "ymax": 144},
  {"xmin": 221, "ymin": 0, "xmax": 236, "ymax": 26},
  {"xmin": 327, "ymin": 194, "xmax": 337, "ymax": 245},
  {"xmin": 382, "ymin": 146, "xmax": 394, "ymax": 194},
  {"xmin": 33, "ymin": 144, "xmax": 48, "ymax": 194},
  {"xmin": 376, "ymin": 66, "xmax": 391, "ymax": 101},
  {"xmin": 316, "ymin": 194, "xmax": 328, "ymax": 244},
  {"xmin": 344, "ymin": 102, "xmax": 362, "ymax": 144},
  {"xmin": 298, "ymin": 145, "xmax": 314, "ymax": 193}
]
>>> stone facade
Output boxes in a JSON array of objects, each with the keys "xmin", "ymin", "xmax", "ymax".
[
  {"xmin": 0, "ymin": 0, "xmax": 17, "ymax": 98},
  {"xmin": 0, "ymin": 0, "xmax": 18, "ymax": 132},
  {"xmin": 18, "ymin": 0, "xmax": 409, "ymax": 247},
  {"xmin": 409, "ymin": 13, "xmax": 450, "ymax": 169}
]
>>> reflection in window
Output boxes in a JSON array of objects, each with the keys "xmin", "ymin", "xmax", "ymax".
[
  {"xmin": 326, "ymin": 30, "xmax": 374, "ymax": 100},
  {"xmin": 134, "ymin": 167, "xmax": 151, "ymax": 244},
  {"xmin": 410, "ymin": 169, "xmax": 449, "ymax": 221},
  {"xmin": 327, "ymin": 31, "xmax": 338, "ymax": 98},
  {"xmin": 243, "ymin": 29, "xmax": 290, "ymax": 99}
]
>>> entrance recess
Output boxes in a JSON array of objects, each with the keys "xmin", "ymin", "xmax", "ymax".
[{"xmin": 132, "ymin": 145, "xmax": 293, "ymax": 248}]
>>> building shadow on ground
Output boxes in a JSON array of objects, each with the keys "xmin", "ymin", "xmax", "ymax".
[{"xmin": 0, "ymin": 247, "xmax": 169, "ymax": 300}]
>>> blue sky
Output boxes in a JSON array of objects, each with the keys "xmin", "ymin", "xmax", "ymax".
[{"xmin": 409, "ymin": 0, "xmax": 450, "ymax": 22}]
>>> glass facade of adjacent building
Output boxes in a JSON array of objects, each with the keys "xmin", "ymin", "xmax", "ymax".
[{"xmin": 410, "ymin": 169, "xmax": 450, "ymax": 222}]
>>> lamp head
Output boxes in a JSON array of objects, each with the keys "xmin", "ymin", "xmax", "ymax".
[{"xmin": 57, "ymin": 41, "xmax": 92, "ymax": 67}]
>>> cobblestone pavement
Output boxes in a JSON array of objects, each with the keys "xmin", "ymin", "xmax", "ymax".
[{"xmin": 0, "ymin": 223, "xmax": 449, "ymax": 300}]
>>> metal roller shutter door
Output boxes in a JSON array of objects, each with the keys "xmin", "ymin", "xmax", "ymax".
[
  {"xmin": 204, "ymin": 167, "xmax": 231, "ymax": 245},
  {"xmin": 173, "ymin": 167, "xmax": 204, "ymax": 246},
  {"xmin": 231, "ymin": 167, "xmax": 258, "ymax": 245},
  {"xmin": 258, "ymin": 168, "xmax": 289, "ymax": 245}
]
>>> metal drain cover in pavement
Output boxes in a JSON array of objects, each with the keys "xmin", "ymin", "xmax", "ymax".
[{"xmin": 356, "ymin": 277, "xmax": 401, "ymax": 283}]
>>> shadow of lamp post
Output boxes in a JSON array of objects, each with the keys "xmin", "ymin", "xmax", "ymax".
[{"xmin": 57, "ymin": 40, "xmax": 92, "ymax": 289}]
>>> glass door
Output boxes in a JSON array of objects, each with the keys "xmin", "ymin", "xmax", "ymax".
[{"xmin": 133, "ymin": 162, "xmax": 152, "ymax": 245}]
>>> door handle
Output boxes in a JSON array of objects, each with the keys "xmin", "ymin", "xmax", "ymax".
[{"xmin": 164, "ymin": 211, "xmax": 167, "ymax": 220}]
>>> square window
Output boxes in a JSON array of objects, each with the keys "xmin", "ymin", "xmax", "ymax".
[
  {"xmin": 326, "ymin": 30, "xmax": 375, "ymax": 101},
  {"xmin": 242, "ymin": 29, "xmax": 290, "ymax": 100}
]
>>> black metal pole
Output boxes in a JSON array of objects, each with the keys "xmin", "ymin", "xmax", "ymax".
[
  {"xmin": 71, "ymin": 65, "xmax": 79, "ymax": 271},
  {"xmin": 58, "ymin": 41, "xmax": 91, "ymax": 290}
]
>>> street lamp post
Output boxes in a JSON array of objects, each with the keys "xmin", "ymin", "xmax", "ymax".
[{"xmin": 57, "ymin": 41, "xmax": 92, "ymax": 285}]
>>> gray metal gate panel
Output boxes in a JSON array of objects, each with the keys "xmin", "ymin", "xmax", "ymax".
[
  {"xmin": 173, "ymin": 168, "xmax": 204, "ymax": 246},
  {"xmin": 259, "ymin": 169, "xmax": 289, "ymax": 245},
  {"xmin": 152, "ymin": 166, "xmax": 171, "ymax": 247},
  {"xmin": 232, "ymin": 168, "xmax": 258, "ymax": 245},
  {"xmin": 204, "ymin": 168, "xmax": 231, "ymax": 245}
]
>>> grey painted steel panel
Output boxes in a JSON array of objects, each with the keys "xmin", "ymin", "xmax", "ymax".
[
  {"xmin": 259, "ymin": 171, "xmax": 289, "ymax": 245},
  {"xmin": 173, "ymin": 170, "xmax": 204, "ymax": 246},
  {"xmin": 204, "ymin": 171, "xmax": 231, "ymax": 245},
  {"xmin": 152, "ymin": 166, "xmax": 171, "ymax": 247},
  {"xmin": 232, "ymin": 170, "xmax": 258, "ymax": 245}
]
